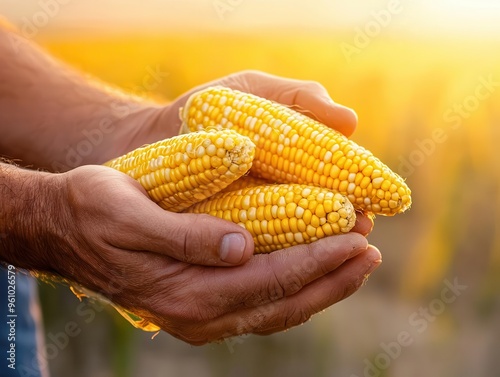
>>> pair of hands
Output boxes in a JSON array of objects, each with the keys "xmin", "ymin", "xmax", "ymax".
[{"xmin": 50, "ymin": 71, "xmax": 381, "ymax": 345}]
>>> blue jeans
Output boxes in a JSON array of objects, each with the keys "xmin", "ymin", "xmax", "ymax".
[{"xmin": 1, "ymin": 265, "xmax": 46, "ymax": 377}]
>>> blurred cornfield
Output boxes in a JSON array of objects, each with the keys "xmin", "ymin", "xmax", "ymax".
[{"xmin": 6, "ymin": 1, "xmax": 500, "ymax": 376}]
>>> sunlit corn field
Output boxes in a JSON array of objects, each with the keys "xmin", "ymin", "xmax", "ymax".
[{"xmin": 31, "ymin": 22, "xmax": 500, "ymax": 377}]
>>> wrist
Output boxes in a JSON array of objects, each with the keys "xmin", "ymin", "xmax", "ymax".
[
  {"xmin": 93, "ymin": 104, "xmax": 172, "ymax": 165},
  {"xmin": 0, "ymin": 163, "xmax": 71, "ymax": 273}
]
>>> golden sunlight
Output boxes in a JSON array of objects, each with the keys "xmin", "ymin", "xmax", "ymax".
[
  {"xmin": 1, "ymin": 1, "xmax": 500, "ymax": 377},
  {"xmin": 2, "ymin": 0, "xmax": 500, "ymax": 37}
]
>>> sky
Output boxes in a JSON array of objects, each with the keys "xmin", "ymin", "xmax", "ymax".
[{"xmin": 1, "ymin": 0, "xmax": 500, "ymax": 38}]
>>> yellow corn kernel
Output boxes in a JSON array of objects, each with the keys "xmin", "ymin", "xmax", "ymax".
[
  {"xmin": 180, "ymin": 87, "xmax": 411, "ymax": 215},
  {"xmin": 184, "ymin": 183, "xmax": 356, "ymax": 253},
  {"xmin": 104, "ymin": 129, "xmax": 255, "ymax": 212},
  {"xmin": 219, "ymin": 175, "xmax": 271, "ymax": 193}
]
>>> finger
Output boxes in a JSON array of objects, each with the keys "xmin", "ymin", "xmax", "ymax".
[
  {"xmin": 220, "ymin": 71, "xmax": 358, "ymax": 137},
  {"xmin": 111, "ymin": 193, "xmax": 255, "ymax": 267},
  {"xmin": 204, "ymin": 245, "xmax": 381, "ymax": 340},
  {"xmin": 351, "ymin": 211, "xmax": 375, "ymax": 236},
  {"xmin": 269, "ymin": 80, "xmax": 358, "ymax": 137},
  {"xmin": 190, "ymin": 233, "xmax": 369, "ymax": 314},
  {"xmin": 254, "ymin": 245, "xmax": 381, "ymax": 335}
]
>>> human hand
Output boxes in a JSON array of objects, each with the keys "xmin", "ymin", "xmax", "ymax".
[
  {"xmin": 8, "ymin": 71, "xmax": 379, "ymax": 344},
  {"xmin": 67, "ymin": 71, "xmax": 378, "ymax": 343},
  {"xmin": 154, "ymin": 70, "xmax": 358, "ymax": 140},
  {"xmin": 36, "ymin": 165, "xmax": 379, "ymax": 344}
]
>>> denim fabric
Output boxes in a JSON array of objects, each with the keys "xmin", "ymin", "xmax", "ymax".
[{"xmin": 1, "ymin": 266, "xmax": 45, "ymax": 377}]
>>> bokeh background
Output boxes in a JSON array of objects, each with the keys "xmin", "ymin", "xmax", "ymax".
[{"xmin": 2, "ymin": 0, "xmax": 500, "ymax": 376}]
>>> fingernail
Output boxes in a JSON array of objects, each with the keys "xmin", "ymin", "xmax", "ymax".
[
  {"xmin": 220, "ymin": 233, "xmax": 246, "ymax": 264},
  {"xmin": 365, "ymin": 259, "xmax": 382, "ymax": 276}
]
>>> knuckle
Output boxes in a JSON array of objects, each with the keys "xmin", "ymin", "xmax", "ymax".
[
  {"xmin": 337, "ymin": 280, "xmax": 360, "ymax": 302},
  {"xmin": 224, "ymin": 69, "xmax": 265, "ymax": 89},
  {"xmin": 265, "ymin": 276, "xmax": 285, "ymax": 302},
  {"xmin": 264, "ymin": 260, "xmax": 307, "ymax": 303},
  {"xmin": 304, "ymin": 80, "xmax": 325, "ymax": 91},
  {"xmin": 284, "ymin": 306, "xmax": 313, "ymax": 328},
  {"xmin": 281, "ymin": 272, "xmax": 305, "ymax": 296},
  {"xmin": 260, "ymin": 274, "xmax": 307, "ymax": 307},
  {"xmin": 179, "ymin": 214, "xmax": 217, "ymax": 263},
  {"xmin": 239, "ymin": 69, "xmax": 265, "ymax": 79}
]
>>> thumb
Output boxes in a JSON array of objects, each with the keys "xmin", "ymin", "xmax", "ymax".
[{"xmin": 121, "ymin": 206, "xmax": 255, "ymax": 266}]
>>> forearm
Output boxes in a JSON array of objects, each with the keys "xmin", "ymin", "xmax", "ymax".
[
  {"xmin": 0, "ymin": 26, "xmax": 172, "ymax": 171},
  {"xmin": 0, "ymin": 162, "xmax": 65, "ymax": 271}
]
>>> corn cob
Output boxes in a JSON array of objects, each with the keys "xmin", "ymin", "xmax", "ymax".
[
  {"xmin": 104, "ymin": 129, "xmax": 255, "ymax": 212},
  {"xmin": 180, "ymin": 86, "xmax": 411, "ymax": 215},
  {"xmin": 184, "ymin": 183, "xmax": 356, "ymax": 253}
]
